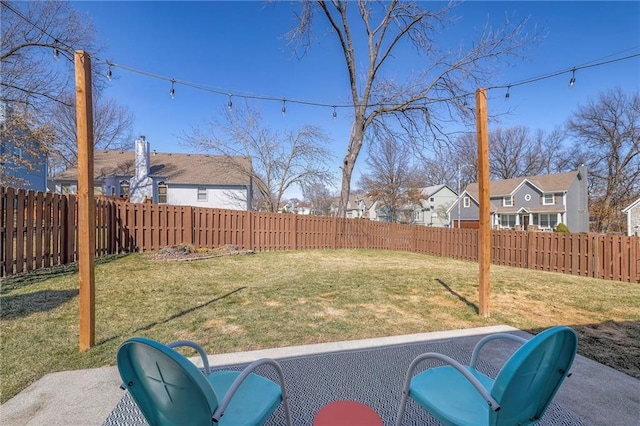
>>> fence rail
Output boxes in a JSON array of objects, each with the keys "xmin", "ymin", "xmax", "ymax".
[{"xmin": 2, "ymin": 187, "xmax": 639, "ymax": 282}]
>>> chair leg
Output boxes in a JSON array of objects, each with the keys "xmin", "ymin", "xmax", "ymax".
[
  {"xmin": 396, "ymin": 365, "xmax": 414, "ymax": 426},
  {"xmin": 396, "ymin": 390, "xmax": 409, "ymax": 426},
  {"xmin": 281, "ymin": 392, "xmax": 292, "ymax": 426}
]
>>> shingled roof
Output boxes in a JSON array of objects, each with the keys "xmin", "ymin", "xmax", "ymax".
[
  {"xmin": 464, "ymin": 170, "xmax": 580, "ymax": 200},
  {"xmin": 52, "ymin": 150, "xmax": 252, "ymax": 186}
]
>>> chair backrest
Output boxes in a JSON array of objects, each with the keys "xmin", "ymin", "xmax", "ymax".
[
  {"xmin": 117, "ymin": 337, "xmax": 219, "ymax": 426},
  {"xmin": 489, "ymin": 326, "xmax": 578, "ymax": 426}
]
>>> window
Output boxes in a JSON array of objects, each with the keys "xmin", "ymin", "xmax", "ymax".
[
  {"xmin": 524, "ymin": 194, "xmax": 531, "ymax": 202},
  {"xmin": 539, "ymin": 213, "xmax": 558, "ymax": 229},
  {"xmin": 158, "ymin": 181, "xmax": 167, "ymax": 204},
  {"xmin": 463, "ymin": 197, "xmax": 470, "ymax": 208},
  {"xmin": 501, "ymin": 214, "xmax": 517, "ymax": 228},
  {"xmin": 120, "ymin": 180, "xmax": 130, "ymax": 199},
  {"xmin": 503, "ymin": 196, "xmax": 513, "ymax": 207},
  {"xmin": 197, "ymin": 187, "xmax": 207, "ymax": 201},
  {"xmin": 543, "ymin": 194, "xmax": 554, "ymax": 205},
  {"xmin": 429, "ymin": 197, "xmax": 435, "ymax": 203}
]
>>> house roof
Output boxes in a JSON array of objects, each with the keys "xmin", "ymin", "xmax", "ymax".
[
  {"xmin": 52, "ymin": 150, "xmax": 252, "ymax": 186},
  {"xmin": 420, "ymin": 184, "xmax": 450, "ymax": 196},
  {"xmin": 464, "ymin": 170, "xmax": 580, "ymax": 199},
  {"xmin": 622, "ymin": 197, "xmax": 640, "ymax": 213}
]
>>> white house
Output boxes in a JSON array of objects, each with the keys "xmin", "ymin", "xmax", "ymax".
[
  {"xmin": 622, "ymin": 198, "xmax": 640, "ymax": 236},
  {"xmin": 50, "ymin": 136, "xmax": 253, "ymax": 210},
  {"xmin": 412, "ymin": 184, "xmax": 458, "ymax": 227}
]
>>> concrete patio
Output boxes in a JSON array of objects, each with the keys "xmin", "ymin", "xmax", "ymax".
[{"xmin": 1, "ymin": 325, "xmax": 639, "ymax": 425}]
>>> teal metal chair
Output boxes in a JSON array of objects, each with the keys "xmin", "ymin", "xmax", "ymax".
[
  {"xmin": 396, "ymin": 326, "xmax": 578, "ymax": 426},
  {"xmin": 117, "ymin": 337, "xmax": 292, "ymax": 426}
]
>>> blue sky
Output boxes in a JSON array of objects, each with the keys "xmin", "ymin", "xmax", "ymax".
[{"xmin": 72, "ymin": 1, "xmax": 640, "ymax": 193}]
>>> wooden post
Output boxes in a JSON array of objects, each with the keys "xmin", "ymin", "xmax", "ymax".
[
  {"xmin": 476, "ymin": 88, "xmax": 491, "ymax": 317},
  {"xmin": 75, "ymin": 50, "xmax": 96, "ymax": 350}
]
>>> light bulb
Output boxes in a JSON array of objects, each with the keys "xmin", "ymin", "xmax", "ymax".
[
  {"xmin": 228, "ymin": 95, "xmax": 233, "ymax": 110},
  {"xmin": 53, "ymin": 47, "xmax": 59, "ymax": 61},
  {"xmin": 505, "ymin": 87, "xmax": 510, "ymax": 99},
  {"xmin": 107, "ymin": 66, "xmax": 112, "ymax": 81},
  {"xmin": 569, "ymin": 69, "xmax": 576, "ymax": 88},
  {"xmin": 281, "ymin": 99, "xmax": 286, "ymax": 116},
  {"xmin": 333, "ymin": 106, "xmax": 337, "ymax": 119},
  {"xmin": 170, "ymin": 80, "xmax": 175, "ymax": 99}
]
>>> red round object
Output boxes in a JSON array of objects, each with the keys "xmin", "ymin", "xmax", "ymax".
[{"xmin": 313, "ymin": 400, "xmax": 383, "ymax": 426}]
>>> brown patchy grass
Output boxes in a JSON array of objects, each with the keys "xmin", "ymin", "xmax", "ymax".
[{"xmin": 1, "ymin": 249, "xmax": 639, "ymax": 403}]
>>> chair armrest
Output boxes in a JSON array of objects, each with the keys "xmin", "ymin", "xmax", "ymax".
[
  {"xmin": 167, "ymin": 340, "xmax": 211, "ymax": 375},
  {"xmin": 212, "ymin": 358, "xmax": 288, "ymax": 423},
  {"xmin": 404, "ymin": 352, "xmax": 501, "ymax": 412},
  {"xmin": 470, "ymin": 333, "xmax": 528, "ymax": 369}
]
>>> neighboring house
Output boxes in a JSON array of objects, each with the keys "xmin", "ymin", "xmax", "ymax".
[
  {"xmin": 344, "ymin": 194, "xmax": 370, "ymax": 219},
  {"xmin": 622, "ymin": 198, "xmax": 640, "ymax": 236},
  {"xmin": 0, "ymin": 104, "xmax": 48, "ymax": 192},
  {"xmin": 412, "ymin": 184, "xmax": 458, "ymax": 227},
  {"xmin": 50, "ymin": 136, "xmax": 253, "ymax": 210},
  {"xmin": 329, "ymin": 194, "xmax": 373, "ymax": 219},
  {"xmin": 448, "ymin": 166, "xmax": 589, "ymax": 232},
  {"xmin": 280, "ymin": 200, "xmax": 313, "ymax": 215}
]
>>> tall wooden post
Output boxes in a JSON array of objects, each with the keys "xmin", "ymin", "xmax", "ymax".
[
  {"xmin": 75, "ymin": 50, "xmax": 96, "ymax": 350},
  {"xmin": 476, "ymin": 88, "xmax": 490, "ymax": 317}
]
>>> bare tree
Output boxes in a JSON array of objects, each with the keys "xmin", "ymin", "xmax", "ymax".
[
  {"xmin": 288, "ymin": 1, "xmax": 541, "ymax": 216},
  {"xmin": 567, "ymin": 87, "xmax": 640, "ymax": 233},
  {"xmin": 448, "ymin": 125, "xmax": 575, "ymax": 184},
  {"xmin": 48, "ymin": 93, "xmax": 134, "ymax": 175},
  {"xmin": 0, "ymin": 107, "xmax": 54, "ymax": 186},
  {"xmin": 358, "ymin": 135, "xmax": 426, "ymax": 223},
  {"xmin": 1, "ymin": 1, "xmax": 101, "ymax": 114},
  {"xmin": 1, "ymin": 1, "xmax": 135, "ymax": 182},
  {"xmin": 183, "ymin": 104, "xmax": 335, "ymax": 212},
  {"xmin": 535, "ymin": 127, "xmax": 578, "ymax": 175},
  {"xmin": 302, "ymin": 181, "xmax": 335, "ymax": 216}
]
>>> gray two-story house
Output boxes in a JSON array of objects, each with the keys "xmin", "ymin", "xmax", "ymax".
[{"xmin": 448, "ymin": 166, "xmax": 588, "ymax": 232}]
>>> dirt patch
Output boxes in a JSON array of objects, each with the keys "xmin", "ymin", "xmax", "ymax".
[
  {"xmin": 144, "ymin": 244, "xmax": 254, "ymax": 262},
  {"xmin": 571, "ymin": 320, "xmax": 640, "ymax": 379}
]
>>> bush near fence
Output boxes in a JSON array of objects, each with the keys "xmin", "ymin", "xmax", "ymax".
[{"xmin": 2, "ymin": 187, "xmax": 639, "ymax": 282}]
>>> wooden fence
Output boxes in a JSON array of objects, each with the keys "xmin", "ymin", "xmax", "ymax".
[{"xmin": 2, "ymin": 187, "xmax": 639, "ymax": 282}]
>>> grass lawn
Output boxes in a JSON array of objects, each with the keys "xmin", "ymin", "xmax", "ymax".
[{"xmin": 1, "ymin": 249, "xmax": 639, "ymax": 403}]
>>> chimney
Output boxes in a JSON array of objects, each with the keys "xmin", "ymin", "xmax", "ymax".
[{"xmin": 135, "ymin": 135, "xmax": 150, "ymax": 181}]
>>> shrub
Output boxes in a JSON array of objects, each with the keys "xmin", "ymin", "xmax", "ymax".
[{"xmin": 555, "ymin": 223, "xmax": 570, "ymax": 233}]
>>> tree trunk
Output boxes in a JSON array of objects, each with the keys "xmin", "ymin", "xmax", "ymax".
[{"xmin": 338, "ymin": 118, "xmax": 366, "ymax": 217}]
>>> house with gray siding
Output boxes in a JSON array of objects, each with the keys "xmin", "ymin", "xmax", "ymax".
[
  {"xmin": 622, "ymin": 198, "xmax": 640, "ymax": 236},
  {"xmin": 448, "ymin": 166, "xmax": 589, "ymax": 232}
]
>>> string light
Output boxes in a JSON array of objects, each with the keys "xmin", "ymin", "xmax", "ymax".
[
  {"xmin": 2, "ymin": 0, "xmax": 639, "ymax": 115},
  {"xmin": 281, "ymin": 99, "xmax": 286, "ymax": 116},
  {"xmin": 106, "ymin": 64, "xmax": 113, "ymax": 81},
  {"xmin": 333, "ymin": 106, "xmax": 337, "ymax": 119},
  {"xmin": 569, "ymin": 68, "xmax": 576, "ymax": 88},
  {"xmin": 227, "ymin": 94, "xmax": 233, "ymax": 110}
]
